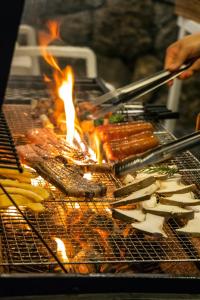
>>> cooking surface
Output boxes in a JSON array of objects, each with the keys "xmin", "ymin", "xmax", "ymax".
[{"xmin": 2, "ymin": 76, "xmax": 200, "ymax": 273}]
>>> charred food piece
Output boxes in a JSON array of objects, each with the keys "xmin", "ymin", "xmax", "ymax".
[{"xmin": 31, "ymin": 157, "xmax": 107, "ymax": 198}]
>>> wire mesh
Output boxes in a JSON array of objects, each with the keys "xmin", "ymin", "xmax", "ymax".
[{"xmin": 2, "ymin": 77, "xmax": 200, "ymax": 272}]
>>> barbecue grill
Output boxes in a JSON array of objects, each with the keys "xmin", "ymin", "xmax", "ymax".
[{"xmin": 2, "ymin": 1, "xmax": 200, "ymax": 298}]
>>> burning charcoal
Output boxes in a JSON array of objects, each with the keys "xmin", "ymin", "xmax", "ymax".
[
  {"xmin": 160, "ymin": 262, "xmax": 200, "ymax": 276},
  {"xmin": 73, "ymin": 247, "xmax": 103, "ymax": 273},
  {"xmin": 87, "ymin": 213, "xmax": 116, "ymax": 231}
]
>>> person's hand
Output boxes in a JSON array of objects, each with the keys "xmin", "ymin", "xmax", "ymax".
[{"xmin": 165, "ymin": 33, "xmax": 200, "ymax": 79}]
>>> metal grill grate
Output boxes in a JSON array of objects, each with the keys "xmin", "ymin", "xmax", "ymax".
[
  {"xmin": 0, "ymin": 111, "xmax": 22, "ymax": 172},
  {"xmin": 2, "ymin": 76, "xmax": 200, "ymax": 272}
]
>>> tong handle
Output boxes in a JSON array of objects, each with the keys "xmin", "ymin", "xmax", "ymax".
[{"xmin": 92, "ymin": 60, "xmax": 194, "ymax": 119}]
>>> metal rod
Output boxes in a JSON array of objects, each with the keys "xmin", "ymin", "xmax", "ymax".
[{"xmin": 0, "ymin": 184, "xmax": 68, "ymax": 274}]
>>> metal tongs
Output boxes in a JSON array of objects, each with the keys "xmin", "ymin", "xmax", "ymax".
[
  {"xmin": 113, "ymin": 131, "xmax": 200, "ymax": 176},
  {"xmin": 91, "ymin": 61, "xmax": 193, "ymax": 119}
]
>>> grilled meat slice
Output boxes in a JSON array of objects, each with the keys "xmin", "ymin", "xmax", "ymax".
[{"xmin": 31, "ymin": 157, "xmax": 107, "ymax": 198}]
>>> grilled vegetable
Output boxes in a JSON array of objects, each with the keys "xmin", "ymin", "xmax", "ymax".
[
  {"xmin": 160, "ymin": 194, "xmax": 200, "ymax": 207},
  {"xmin": 131, "ymin": 213, "xmax": 167, "ymax": 238},
  {"xmin": 0, "ymin": 179, "xmax": 49, "ymax": 199},
  {"xmin": 113, "ymin": 175, "xmax": 156, "ymax": 197},
  {"xmin": 176, "ymin": 212, "xmax": 200, "ymax": 237},
  {"xmin": 0, "ymin": 187, "xmax": 43, "ymax": 202},
  {"xmin": 0, "ymin": 167, "xmax": 36, "ymax": 178},
  {"xmin": 0, "ymin": 194, "xmax": 45, "ymax": 212},
  {"xmin": 0, "ymin": 194, "xmax": 29, "ymax": 207},
  {"xmin": 157, "ymin": 184, "xmax": 196, "ymax": 195},
  {"xmin": 112, "ymin": 208, "xmax": 145, "ymax": 222},
  {"xmin": 144, "ymin": 203, "xmax": 194, "ymax": 218},
  {"xmin": 108, "ymin": 113, "xmax": 125, "ymax": 124},
  {"xmin": 112, "ymin": 182, "xmax": 159, "ymax": 207}
]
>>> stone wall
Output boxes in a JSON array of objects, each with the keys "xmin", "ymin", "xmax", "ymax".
[{"xmin": 22, "ymin": 0, "xmax": 200, "ymax": 135}]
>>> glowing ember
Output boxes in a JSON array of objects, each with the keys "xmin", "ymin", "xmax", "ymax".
[
  {"xmin": 74, "ymin": 202, "xmax": 80, "ymax": 209},
  {"xmin": 105, "ymin": 207, "xmax": 112, "ymax": 214},
  {"xmin": 83, "ymin": 172, "xmax": 92, "ymax": 180}
]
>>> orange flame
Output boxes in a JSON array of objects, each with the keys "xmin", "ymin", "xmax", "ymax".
[
  {"xmin": 39, "ymin": 20, "xmax": 100, "ymax": 160},
  {"xmin": 39, "ymin": 20, "xmax": 61, "ymax": 72},
  {"xmin": 93, "ymin": 132, "xmax": 102, "ymax": 164},
  {"xmin": 39, "ymin": 21, "xmax": 80, "ymax": 146},
  {"xmin": 54, "ymin": 237, "xmax": 73, "ymax": 272},
  {"xmin": 58, "ymin": 66, "xmax": 75, "ymax": 145},
  {"xmin": 54, "ymin": 237, "xmax": 69, "ymax": 263}
]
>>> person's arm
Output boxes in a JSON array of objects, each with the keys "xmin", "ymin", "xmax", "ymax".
[{"xmin": 165, "ymin": 33, "xmax": 200, "ymax": 79}]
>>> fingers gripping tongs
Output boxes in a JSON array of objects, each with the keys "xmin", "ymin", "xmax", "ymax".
[
  {"xmin": 92, "ymin": 61, "xmax": 193, "ymax": 119},
  {"xmin": 113, "ymin": 131, "xmax": 200, "ymax": 176}
]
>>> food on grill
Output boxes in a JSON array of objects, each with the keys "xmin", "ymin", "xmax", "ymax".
[
  {"xmin": 113, "ymin": 175, "xmax": 156, "ymax": 197},
  {"xmin": 112, "ymin": 182, "xmax": 159, "ymax": 207},
  {"xmin": 0, "ymin": 187, "xmax": 44, "ymax": 202},
  {"xmin": 157, "ymin": 183, "xmax": 196, "ymax": 195},
  {"xmin": 141, "ymin": 195, "xmax": 158, "ymax": 209},
  {"xmin": 131, "ymin": 213, "xmax": 167, "ymax": 238},
  {"xmin": 0, "ymin": 167, "xmax": 37, "ymax": 183},
  {"xmin": 144, "ymin": 203, "xmax": 194, "ymax": 218},
  {"xmin": 0, "ymin": 194, "xmax": 45, "ymax": 212},
  {"xmin": 113, "ymin": 208, "xmax": 145, "ymax": 222},
  {"xmin": 32, "ymin": 157, "xmax": 107, "ymax": 198},
  {"xmin": 160, "ymin": 193, "xmax": 200, "ymax": 207},
  {"xmin": 103, "ymin": 131, "xmax": 159, "ymax": 160},
  {"xmin": 140, "ymin": 165, "xmax": 178, "ymax": 179},
  {"xmin": 176, "ymin": 212, "xmax": 200, "ymax": 236},
  {"xmin": 0, "ymin": 179, "xmax": 49, "ymax": 199},
  {"xmin": 95, "ymin": 121, "xmax": 154, "ymax": 143},
  {"xmin": 112, "ymin": 168, "xmax": 200, "ymax": 238}
]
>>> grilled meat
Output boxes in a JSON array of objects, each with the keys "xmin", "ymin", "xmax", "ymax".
[{"xmin": 31, "ymin": 157, "xmax": 107, "ymax": 198}]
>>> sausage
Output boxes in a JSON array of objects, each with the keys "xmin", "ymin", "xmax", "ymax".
[
  {"xmin": 96, "ymin": 121, "xmax": 154, "ymax": 143},
  {"xmin": 103, "ymin": 134, "xmax": 159, "ymax": 161}
]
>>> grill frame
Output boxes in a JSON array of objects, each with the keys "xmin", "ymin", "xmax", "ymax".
[{"xmin": 1, "ymin": 76, "xmax": 200, "ymax": 296}]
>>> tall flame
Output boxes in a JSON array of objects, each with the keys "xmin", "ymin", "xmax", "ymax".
[
  {"xmin": 58, "ymin": 66, "xmax": 75, "ymax": 145},
  {"xmin": 39, "ymin": 21, "xmax": 79, "ymax": 146},
  {"xmin": 39, "ymin": 20, "xmax": 99, "ymax": 161}
]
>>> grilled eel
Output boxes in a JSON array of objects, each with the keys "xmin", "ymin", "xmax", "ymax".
[
  {"xmin": 17, "ymin": 144, "xmax": 107, "ymax": 198},
  {"xmin": 32, "ymin": 157, "xmax": 106, "ymax": 198}
]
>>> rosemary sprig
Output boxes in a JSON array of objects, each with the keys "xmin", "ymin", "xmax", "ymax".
[{"xmin": 143, "ymin": 165, "xmax": 178, "ymax": 177}]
